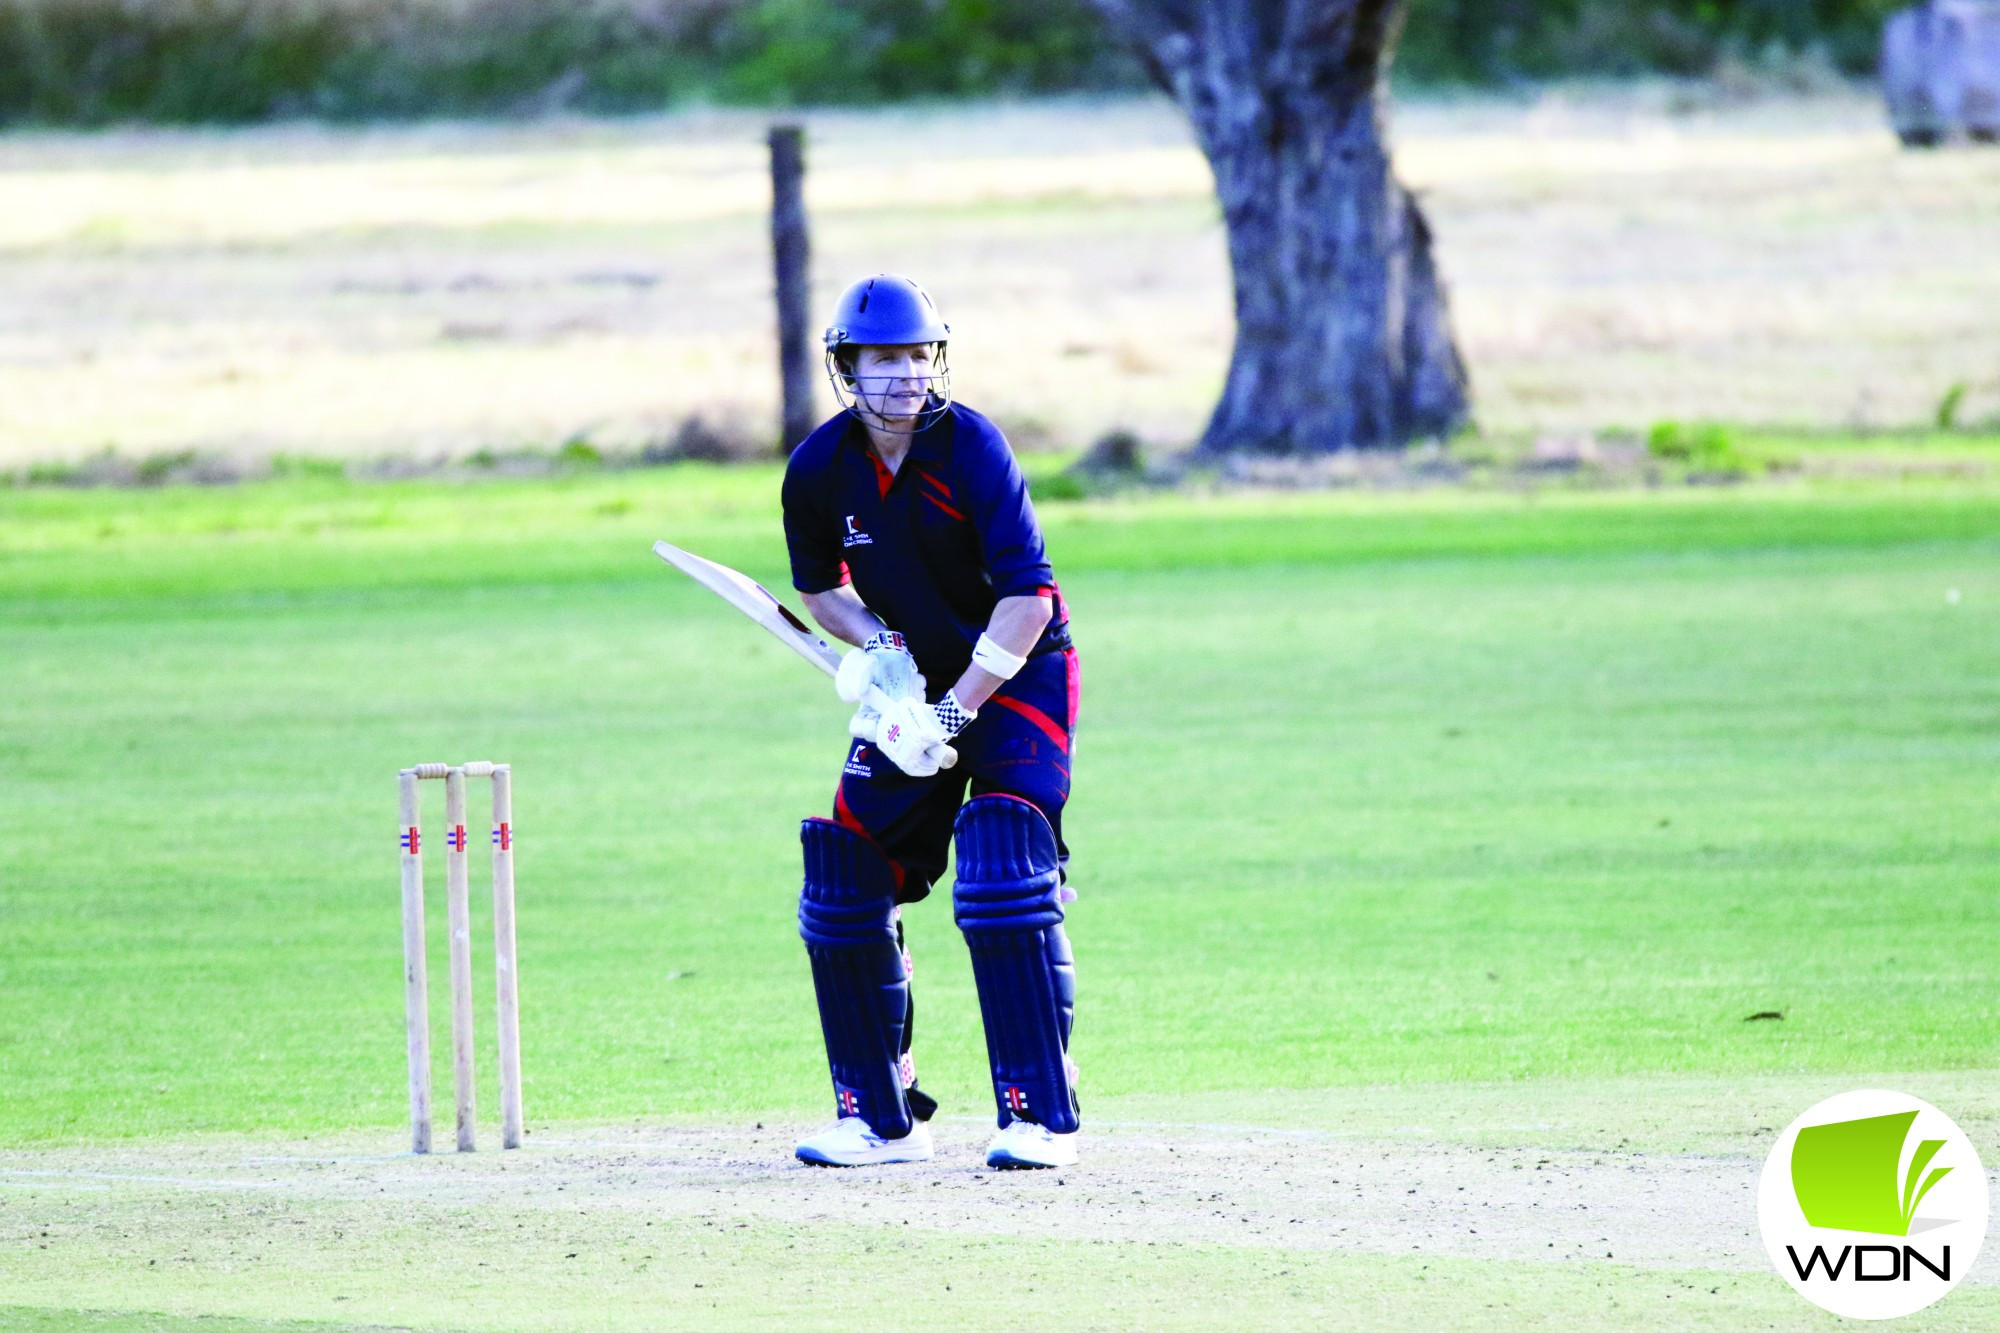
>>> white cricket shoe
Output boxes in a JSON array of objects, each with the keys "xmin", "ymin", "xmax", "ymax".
[
  {"xmin": 794, "ymin": 1116, "xmax": 933, "ymax": 1167},
  {"xmin": 985, "ymin": 1120, "xmax": 1078, "ymax": 1169}
]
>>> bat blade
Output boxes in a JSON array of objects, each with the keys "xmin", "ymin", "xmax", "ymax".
[
  {"xmin": 653, "ymin": 540, "xmax": 842, "ymax": 676},
  {"xmin": 651, "ymin": 539, "xmax": 958, "ymax": 771}
]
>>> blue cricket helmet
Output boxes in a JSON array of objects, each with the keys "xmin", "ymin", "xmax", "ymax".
[
  {"xmin": 823, "ymin": 273, "xmax": 949, "ymax": 351},
  {"xmin": 823, "ymin": 274, "xmax": 952, "ymax": 433}
]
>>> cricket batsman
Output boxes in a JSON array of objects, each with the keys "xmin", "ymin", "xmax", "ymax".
[{"xmin": 784, "ymin": 274, "xmax": 1081, "ymax": 1169}]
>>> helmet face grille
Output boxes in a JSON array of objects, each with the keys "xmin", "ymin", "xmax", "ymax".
[
  {"xmin": 820, "ymin": 274, "xmax": 951, "ymax": 433},
  {"xmin": 823, "ymin": 343, "xmax": 952, "ymax": 435}
]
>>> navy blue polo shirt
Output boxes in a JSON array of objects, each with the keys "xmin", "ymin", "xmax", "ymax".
[{"xmin": 782, "ymin": 402, "xmax": 1070, "ymax": 690}]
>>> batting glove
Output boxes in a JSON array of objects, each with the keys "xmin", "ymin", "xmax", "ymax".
[
  {"xmin": 874, "ymin": 692, "xmax": 974, "ymax": 778},
  {"xmin": 836, "ymin": 630, "xmax": 924, "ymax": 705}
]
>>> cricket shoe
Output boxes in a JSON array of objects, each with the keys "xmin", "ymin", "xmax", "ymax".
[
  {"xmin": 795, "ymin": 1116, "xmax": 933, "ymax": 1167},
  {"xmin": 985, "ymin": 1120, "xmax": 1078, "ymax": 1170}
]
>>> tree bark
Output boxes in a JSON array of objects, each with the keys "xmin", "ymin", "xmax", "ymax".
[{"xmin": 1091, "ymin": 0, "xmax": 1469, "ymax": 452}]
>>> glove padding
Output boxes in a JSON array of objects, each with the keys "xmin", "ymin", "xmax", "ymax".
[
  {"xmin": 849, "ymin": 696, "xmax": 957, "ymax": 769},
  {"xmin": 839, "ymin": 631, "xmax": 956, "ymax": 770},
  {"xmin": 835, "ymin": 631, "xmax": 959, "ymax": 772},
  {"xmin": 836, "ymin": 633, "xmax": 923, "ymax": 705},
  {"xmin": 873, "ymin": 695, "xmax": 968, "ymax": 778}
]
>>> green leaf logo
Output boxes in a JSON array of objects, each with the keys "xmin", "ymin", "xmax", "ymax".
[
  {"xmin": 1762, "ymin": 1091, "xmax": 1989, "ymax": 1319},
  {"xmin": 1790, "ymin": 1111, "xmax": 1952, "ymax": 1236}
]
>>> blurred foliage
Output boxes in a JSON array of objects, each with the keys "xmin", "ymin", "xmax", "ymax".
[
  {"xmin": 1399, "ymin": 0, "xmax": 1906, "ymax": 83},
  {"xmin": 0, "ymin": 0, "xmax": 1137, "ymax": 123},
  {"xmin": 0, "ymin": 0, "xmax": 1904, "ymax": 125},
  {"xmin": 1647, "ymin": 419, "xmax": 1759, "ymax": 477},
  {"xmin": 1937, "ymin": 382, "xmax": 1970, "ymax": 430},
  {"xmin": 719, "ymin": 0, "xmax": 1135, "ymax": 103}
]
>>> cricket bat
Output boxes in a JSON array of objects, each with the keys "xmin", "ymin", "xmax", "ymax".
[{"xmin": 652, "ymin": 540, "xmax": 957, "ymax": 768}]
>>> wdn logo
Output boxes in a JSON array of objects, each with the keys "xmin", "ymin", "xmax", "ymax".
[{"xmin": 1759, "ymin": 1091, "xmax": 1988, "ymax": 1320}]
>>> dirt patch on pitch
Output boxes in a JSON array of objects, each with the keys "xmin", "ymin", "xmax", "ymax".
[
  {"xmin": 642, "ymin": 1115, "xmax": 1766, "ymax": 1271},
  {"xmin": 9, "ymin": 1080, "xmax": 1999, "ymax": 1330},
  {"xmin": 1, "ymin": 1116, "xmax": 1765, "ymax": 1274}
]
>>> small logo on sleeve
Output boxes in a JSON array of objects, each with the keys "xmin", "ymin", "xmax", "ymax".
[{"xmin": 842, "ymin": 516, "xmax": 873, "ymax": 548}]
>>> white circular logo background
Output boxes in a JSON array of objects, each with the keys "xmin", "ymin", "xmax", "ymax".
[{"xmin": 1759, "ymin": 1090, "xmax": 1988, "ymax": 1320}]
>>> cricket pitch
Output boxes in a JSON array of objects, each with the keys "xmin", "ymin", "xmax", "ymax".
[{"xmin": 6, "ymin": 1074, "xmax": 1996, "ymax": 1331}]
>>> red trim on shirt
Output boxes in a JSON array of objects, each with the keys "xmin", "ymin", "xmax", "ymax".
[
  {"xmin": 1037, "ymin": 582, "xmax": 1068, "ymax": 626},
  {"xmin": 868, "ymin": 452, "xmax": 895, "ymax": 500},
  {"xmin": 914, "ymin": 469, "xmax": 965, "ymax": 520}
]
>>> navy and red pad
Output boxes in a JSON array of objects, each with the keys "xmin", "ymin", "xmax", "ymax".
[
  {"xmin": 797, "ymin": 818, "xmax": 914, "ymax": 1140},
  {"xmin": 952, "ymin": 794, "xmax": 1079, "ymax": 1134}
]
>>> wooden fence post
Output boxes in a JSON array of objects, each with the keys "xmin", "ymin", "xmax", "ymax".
[{"xmin": 769, "ymin": 124, "xmax": 814, "ymax": 451}]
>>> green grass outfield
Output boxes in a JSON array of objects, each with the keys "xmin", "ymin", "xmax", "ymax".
[{"xmin": 3, "ymin": 457, "xmax": 1998, "ymax": 1328}]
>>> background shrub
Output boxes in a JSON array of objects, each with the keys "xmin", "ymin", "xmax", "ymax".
[{"xmin": 0, "ymin": 0, "xmax": 1903, "ymax": 126}]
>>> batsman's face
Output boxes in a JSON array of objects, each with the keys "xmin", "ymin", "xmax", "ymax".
[{"xmin": 851, "ymin": 344, "xmax": 938, "ymax": 424}]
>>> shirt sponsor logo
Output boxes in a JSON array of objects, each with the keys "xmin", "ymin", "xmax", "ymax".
[
  {"xmin": 843, "ymin": 516, "xmax": 873, "ymax": 548},
  {"xmin": 843, "ymin": 745, "xmax": 873, "ymax": 779}
]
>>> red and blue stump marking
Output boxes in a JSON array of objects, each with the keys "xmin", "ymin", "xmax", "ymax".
[
  {"xmin": 492, "ymin": 823, "xmax": 512, "ymax": 851},
  {"xmin": 445, "ymin": 824, "xmax": 467, "ymax": 853},
  {"xmin": 400, "ymin": 827, "xmax": 420, "ymax": 855}
]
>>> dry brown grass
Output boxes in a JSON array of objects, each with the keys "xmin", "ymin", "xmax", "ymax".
[{"xmin": 2, "ymin": 87, "xmax": 1997, "ymax": 467}]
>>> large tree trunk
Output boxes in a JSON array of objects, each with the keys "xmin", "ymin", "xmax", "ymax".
[{"xmin": 1092, "ymin": 0, "xmax": 1470, "ymax": 452}]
